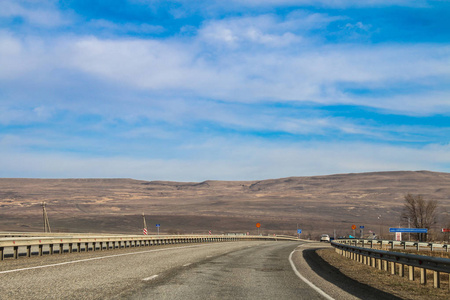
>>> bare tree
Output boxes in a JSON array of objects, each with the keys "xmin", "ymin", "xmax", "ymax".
[{"xmin": 401, "ymin": 194, "xmax": 438, "ymax": 241}]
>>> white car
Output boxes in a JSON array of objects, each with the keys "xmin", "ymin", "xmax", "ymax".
[{"xmin": 320, "ymin": 234, "xmax": 330, "ymax": 242}]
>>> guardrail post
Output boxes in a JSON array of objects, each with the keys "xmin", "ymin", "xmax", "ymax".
[
  {"xmin": 60, "ymin": 243, "xmax": 64, "ymax": 254},
  {"xmin": 85, "ymin": 242, "xmax": 89, "ymax": 252},
  {"xmin": 383, "ymin": 260, "xmax": 388, "ymax": 271},
  {"xmin": 69, "ymin": 243, "xmax": 73, "ymax": 253},
  {"xmin": 420, "ymin": 268, "xmax": 427, "ymax": 285},
  {"xmin": 77, "ymin": 243, "xmax": 81, "ymax": 253},
  {"xmin": 93, "ymin": 242, "xmax": 96, "ymax": 251},
  {"xmin": 0, "ymin": 247, "xmax": 3, "ymax": 260},
  {"xmin": 390, "ymin": 262, "xmax": 396, "ymax": 275},
  {"xmin": 408, "ymin": 266, "xmax": 415, "ymax": 281},
  {"xmin": 416, "ymin": 243, "xmax": 420, "ymax": 251},
  {"xmin": 433, "ymin": 271, "xmax": 440, "ymax": 288},
  {"xmin": 49, "ymin": 244, "xmax": 54, "ymax": 255},
  {"xmin": 14, "ymin": 246, "xmax": 18, "ymax": 259},
  {"xmin": 27, "ymin": 245, "xmax": 32, "ymax": 257},
  {"xmin": 399, "ymin": 264, "xmax": 404, "ymax": 277},
  {"xmin": 39, "ymin": 244, "xmax": 43, "ymax": 256},
  {"xmin": 100, "ymin": 242, "xmax": 104, "ymax": 251},
  {"xmin": 377, "ymin": 258, "xmax": 382, "ymax": 270}
]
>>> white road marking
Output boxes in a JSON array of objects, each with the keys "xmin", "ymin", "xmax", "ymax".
[
  {"xmin": 142, "ymin": 275, "xmax": 158, "ymax": 281},
  {"xmin": 289, "ymin": 248, "xmax": 335, "ymax": 300},
  {"xmin": 183, "ymin": 263, "xmax": 191, "ymax": 267},
  {"xmin": 0, "ymin": 244, "xmax": 210, "ymax": 275}
]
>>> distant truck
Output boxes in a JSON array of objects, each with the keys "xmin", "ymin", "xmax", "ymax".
[{"xmin": 320, "ymin": 234, "xmax": 330, "ymax": 242}]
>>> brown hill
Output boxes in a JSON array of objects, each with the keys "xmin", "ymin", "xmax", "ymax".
[{"xmin": 0, "ymin": 171, "xmax": 449, "ymax": 240}]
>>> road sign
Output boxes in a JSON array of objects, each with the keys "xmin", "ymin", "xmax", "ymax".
[
  {"xmin": 256, "ymin": 223, "xmax": 261, "ymax": 228},
  {"xmin": 389, "ymin": 228, "xmax": 428, "ymax": 233},
  {"xmin": 143, "ymin": 228, "xmax": 148, "ymax": 235},
  {"xmin": 297, "ymin": 229, "xmax": 302, "ymax": 234},
  {"xmin": 156, "ymin": 224, "xmax": 160, "ymax": 227},
  {"xmin": 442, "ymin": 228, "xmax": 450, "ymax": 233},
  {"xmin": 360, "ymin": 226, "xmax": 364, "ymax": 229},
  {"xmin": 351, "ymin": 225, "xmax": 356, "ymax": 230}
]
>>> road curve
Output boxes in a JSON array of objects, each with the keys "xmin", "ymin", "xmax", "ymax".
[
  {"xmin": 128, "ymin": 241, "xmax": 324, "ymax": 299},
  {"xmin": 0, "ymin": 241, "xmax": 399, "ymax": 299}
]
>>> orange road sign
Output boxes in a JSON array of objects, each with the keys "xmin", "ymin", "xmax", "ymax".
[
  {"xmin": 256, "ymin": 223, "xmax": 261, "ymax": 228},
  {"xmin": 351, "ymin": 224, "xmax": 356, "ymax": 230}
]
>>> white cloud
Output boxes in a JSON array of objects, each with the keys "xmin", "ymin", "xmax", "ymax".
[
  {"xmin": 198, "ymin": 15, "xmax": 305, "ymax": 48},
  {"xmin": 1, "ymin": 140, "xmax": 448, "ymax": 181},
  {"xmin": 226, "ymin": 0, "xmax": 428, "ymax": 8},
  {"xmin": 1, "ymin": 25, "xmax": 449, "ymax": 118},
  {"xmin": 0, "ymin": 0, "xmax": 71, "ymax": 27}
]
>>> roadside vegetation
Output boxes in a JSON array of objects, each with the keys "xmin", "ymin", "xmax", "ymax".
[
  {"xmin": 317, "ymin": 248, "xmax": 449, "ymax": 300},
  {"xmin": 401, "ymin": 194, "xmax": 439, "ymax": 242}
]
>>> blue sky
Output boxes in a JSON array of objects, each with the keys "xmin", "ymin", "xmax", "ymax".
[{"xmin": 0, "ymin": 0, "xmax": 449, "ymax": 181}]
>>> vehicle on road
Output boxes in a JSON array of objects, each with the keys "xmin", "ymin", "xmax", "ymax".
[{"xmin": 320, "ymin": 234, "xmax": 330, "ymax": 242}]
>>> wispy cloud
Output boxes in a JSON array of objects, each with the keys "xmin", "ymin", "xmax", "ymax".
[
  {"xmin": 0, "ymin": 0, "xmax": 71, "ymax": 27},
  {"xmin": 0, "ymin": 1, "xmax": 449, "ymax": 180}
]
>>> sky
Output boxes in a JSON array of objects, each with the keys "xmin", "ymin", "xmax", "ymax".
[{"xmin": 0, "ymin": 0, "xmax": 449, "ymax": 181}]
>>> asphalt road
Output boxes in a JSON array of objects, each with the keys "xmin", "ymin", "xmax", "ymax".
[
  {"xmin": 128, "ymin": 241, "xmax": 322, "ymax": 300},
  {"xmin": 0, "ymin": 241, "xmax": 399, "ymax": 300}
]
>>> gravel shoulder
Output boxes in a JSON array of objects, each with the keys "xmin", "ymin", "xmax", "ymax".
[
  {"xmin": 291, "ymin": 243, "xmax": 401, "ymax": 300},
  {"xmin": 315, "ymin": 247, "xmax": 450, "ymax": 300}
]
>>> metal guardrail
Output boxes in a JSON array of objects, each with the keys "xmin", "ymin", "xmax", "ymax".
[
  {"xmin": 0, "ymin": 233, "xmax": 300, "ymax": 260},
  {"xmin": 332, "ymin": 239, "xmax": 450, "ymax": 289},
  {"xmin": 336, "ymin": 238, "xmax": 449, "ymax": 252}
]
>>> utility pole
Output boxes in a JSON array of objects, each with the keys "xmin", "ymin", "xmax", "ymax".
[
  {"xmin": 378, "ymin": 214, "xmax": 382, "ymax": 239},
  {"xmin": 42, "ymin": 202, "xmax": 51, "ymax": 233},
  {"xmin": 142, "ymin": 213, "xmax": 148, "ymax": 235}
]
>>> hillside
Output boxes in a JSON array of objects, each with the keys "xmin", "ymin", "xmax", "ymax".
[{"xmin": 0, "ymin": 171, "xmax": 449, "ymax": 239}]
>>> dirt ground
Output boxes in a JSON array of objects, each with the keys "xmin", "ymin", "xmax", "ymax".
[
  {"xmin": 1, "ymin": 171, "xmax": 450, "ymax": 239},
  {"xmin": 316, "ymin": 248, "xmax": 449, "ymax": 300}
]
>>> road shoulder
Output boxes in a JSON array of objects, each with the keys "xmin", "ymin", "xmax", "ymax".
[
  {"xmin": 290, "ymin": 243, "xmax": 402, "ymax": 300},
  {"xmin": 316, "ymin": 247, "xmax": 449, "ymax": 300}
]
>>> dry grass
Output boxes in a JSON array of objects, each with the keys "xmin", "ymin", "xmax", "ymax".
[
  {"xmin": 1, "ymin": 171, "xmax": 450, "ymax": 236},
  {"xmin": 396, "ymin": 249, "xmax": 450, "ymax": 259},
  {"xmin": 317, "ymin": 248, "xmax": 450, "ymax": 300}
]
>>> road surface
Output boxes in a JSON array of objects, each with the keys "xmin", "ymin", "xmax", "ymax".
[{"xmin": 0, "ymin": 240, "xmax": 399, "ymax": 299}]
